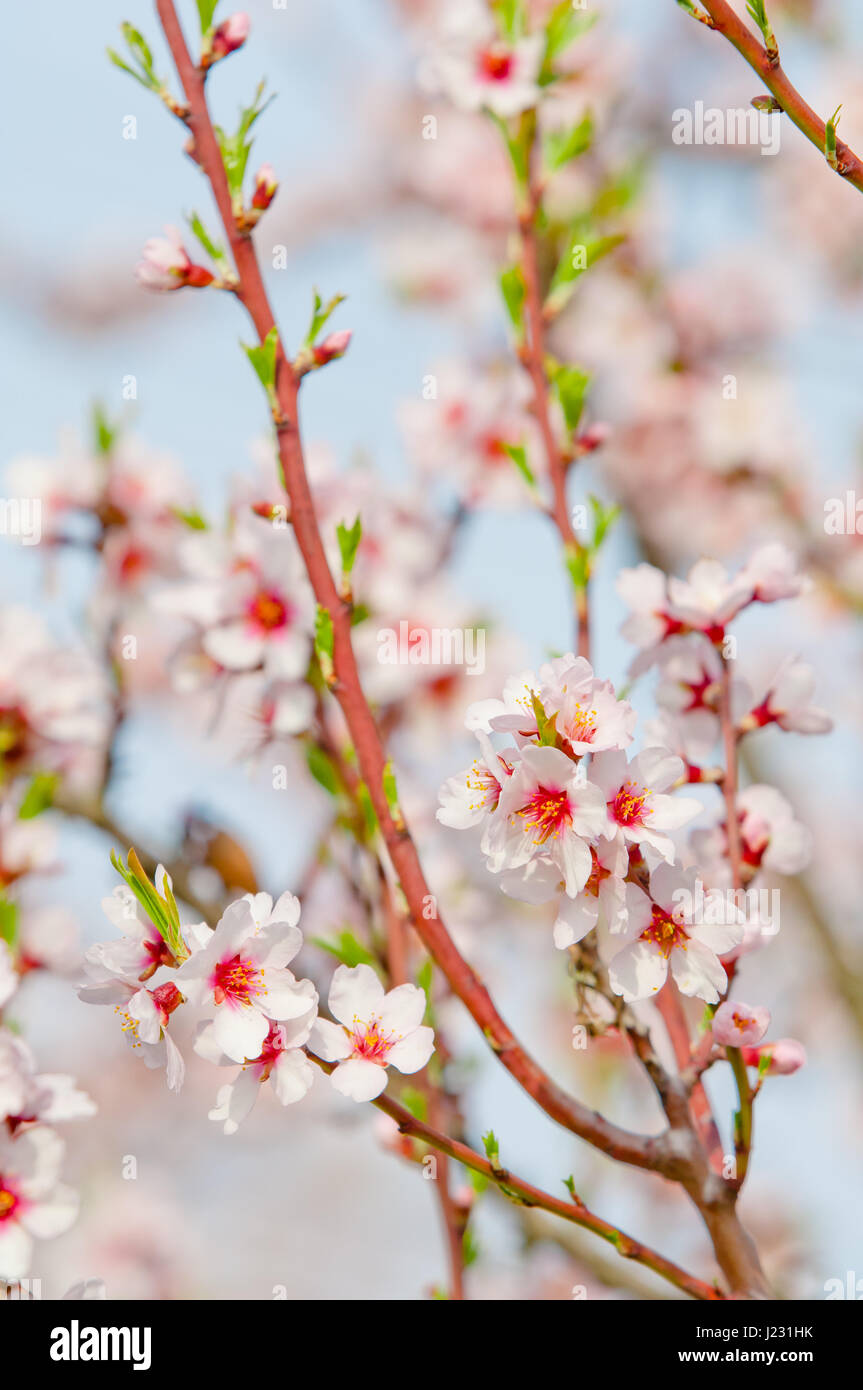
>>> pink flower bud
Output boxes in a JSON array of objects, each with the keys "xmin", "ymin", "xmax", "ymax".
[
  {"xmin": 211, "ymin": 12, "xmax": 250, "ymax": 60},
  {"xmin": 577, "ymin": 422, "xmax": 611, "ymax": 453},
  {"xmin": 741, "ymin": 1038, "xmax": 806, "ymax": 1075},
  {"xmin": 712, "ymin": 1000, "xmax": 770, "ymax": 1048},
  {"xmin": 135, "ymin": 226, "xmax": 214, "ymax": 292},
  {"xmin": 313, "ymin": 329, "xmax": 352, "ymax": 365},
  {"xmin": 252, "ymin": 163, "xmax": 278, "ymax": 211}
]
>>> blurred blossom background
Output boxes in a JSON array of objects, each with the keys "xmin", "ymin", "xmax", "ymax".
[{"xmin": 2, "ymin": 0, "xmax": 863, "ymax": 1299}]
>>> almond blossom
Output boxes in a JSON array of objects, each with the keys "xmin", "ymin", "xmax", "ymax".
[
  {"xmin": 0, "ymin": 1031, "xmax": 96, "ymax": 1129},
  {"xmin": 692, "ymin": 784, "xmax": 812, "ymax": 881},
  {"xmin": 310, "ymin": 964, "xmax": 434, "ymax": 1102},
  {"xmin": 174, "ymin": 892, "xmax": 318, "ymax": 1064},
  {"xmin": 741, "ymin": 1039, "xmax": 806, "ymax": 1075},
  {"xmin": 604, "ymin": 866, "xmax": 743, "ymax": 1004},
  {"xmin": 0, "ymin": 1127, "xmax": 78, "ymax": 1280},
  {"xmin": 743, "ymin": 656, "xmax": 833, "ymax": 735},
  {"xmin": 485, "ymin": 744, "xmax": 607, "ymax": 895},
  {"xmin": 199, "ymin": 1015, "xmax": 317, "ymax": 1135},
  {"xmin": 436, "ymin": 730, "xmax": 515, "ymax": 830},
  {"xmin": 419, "ymin": 7, "xmax": 544, "ymax": 119},
  {"xmin": 590, "ymin": 747, "xmax": 702, "ymax": 863}
]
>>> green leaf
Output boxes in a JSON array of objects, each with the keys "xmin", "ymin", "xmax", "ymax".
[
  {"xmin": 552, "ymin": 365, "xmax": 591, "ymax": 434},
  {"xmin": 196, "ymin": 0, "xmax": 220, "ymax": 34},
  {"xmin": 336, "ymin": 515, "xmax": 362, "ymax": 575},
  {"xmin": 399, "ymin": 1086, "xmax": 428, "ymax": 1122},
  {"xmin": 491, "ymin": 0, "xmax": 527, "ymax": 41},
  {"xmin": 482, "ymin": 1130, "xmax": 500, "ymax": 1163},
  {"xmin": 382, "ymin": 760, "xmax": 400, "ymax": 817},
  {"xmin": 0, "ymin": 895, "xmax": 18, "ymax": 950},
  {"xmin": 109, "ymin": 849, "xmax": 186, "ymax": 961},
  {"xmin": 462, "ymin": 1228, "xmax": 481, "ymax": 1267},
  {"xmin": 188, "ymin": 212, "xmax": 224, "ymax": 266},
  {"xmin": 215, "ymin": 81, "xmax": 275, "ymax": 198},
  {"xmin": 92, "ymin": 403, "xmax": 117, "ymax": 456},
  {"xmin": 242, "ymin": 326, "xmax": 279, "ymax": 395},
  {"xmin": 18, "ymin": 773, "xmax": 58, "ymax": 820},
  {"xmin": 543, "ymin": 2, "xmax": 597, "ymax": 68},
  {"xmin": 171, "ymin": 507, "xmax": 208, "ymax": 531},
  {"xmin": 531, "ymin": 692, "xmax": 559, "ymax": 746},
  {"xmin": 486, "ymin": 110, "xmax": 532, "ymax": 188},
  {"xmin": 121, "ymin": 22, "xmax": 155, "ymax": 78},
  {"xmin": 502, "ymin": 441, "xmax": 536, "ymax": 490},
  {"xmin": 544, "ymin": 232, "xmax": 625, "ymax": 317},
  {"xmin": 311, "ymin": 931, "xmax": 376, "ymax": 969},
  {"xmin": 543, "ymin": 111, "xmax": 593, "ymax": 171},
  {"xmin": 314, "ymin": 604, "xmax": 335, "ymax": 663},
  {"xmin": 106, "ymin": 49, "xmax": 158, "ymax": 92},
  {"xmin": 826, "ymin": 105, "xmax": 842, "ymax": 169},
  {"xmin": 746, "ymin": 0, "xmax": 777, "ymax": 56},
  {"xmin": 588, "ymin": 494, "xmax": 620, "ymax": 551},
  {"xmin": 305, "ymin": 744, "xmax": 341, "ymax": 797},
  {"xmin": 564, "ymin": 541, "xmax": 591, "ymax": 592},
  {"xmin": 416, "ymin": 957, "xmax": 433, "ymax": 1002},
  {"xmin": 305, "ymin": 290, "xmax": 347, "ymax": 347},
  {"xmin": 356, "ymin": 782, "xmax": 379, "ymax": 838},
  {"xmin": 499, "ymin": 263, "xmax": 526, "ymax": 337}
]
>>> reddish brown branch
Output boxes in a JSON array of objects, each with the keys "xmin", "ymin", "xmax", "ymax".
[
  {"xmin": 153, "ymin": 0, "xmax": 661, "ymax": 1176},
  {"xmin": 308, "ymin": 1054, "xmax": 723, "ymax": 1302},
  {"xmin": 696, "ymin": 0, "xmax": 863, "ymax": 193}
]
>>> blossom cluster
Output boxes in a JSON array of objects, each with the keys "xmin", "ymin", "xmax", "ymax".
[
  {"xmin": 79, "ymin": 868, "xmax": 435, "ymax": 1126},
  {"xmin": 438, "ymin": 543, "xmax": 829, "ymax": 1017}
]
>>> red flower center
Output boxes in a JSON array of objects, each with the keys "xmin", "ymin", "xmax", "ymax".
[
  {"xmin": 611, "ymin": 781, "xmax": 648, "ymax": 827},
  {"xmin": 518, "ymin": 786, "xmax": 572, "ymax": 844},
  {"xmin": 213, "ymin": 954, "xmax": 264, "ymax": 1007},
  {"xmin": 349, "ymin": 1015, "xmax": 395, "ymax": 1064},
  {"xmin": 640, "ymin": 904, "xmax": 687, "ymax": 958},
  {"xmin": 248, "ymin": 589, "xmax": 291, "ymax": 633},
  {"xmin": 479, "ymin": 45, "xmax": 514, "ymax": 82}
]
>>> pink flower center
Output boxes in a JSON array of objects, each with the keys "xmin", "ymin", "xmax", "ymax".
[
  {"xmin": 349, "ymin": 1015, "xmax": 395, "ymax": 1065},
  {"xmin": 0, "ymin": 1184, "xmax": 20, "ymax": 1222},
  {"xmin": 466, "ymin": 760, "xmax": 503, "ymax": 813},
  {"xmin": 611, "ymin": 781, "xmax": 649, "ymax": 827},
  {"xmin": 478, "ymin": 45, "xmax": 514, "ymax": 82},
  {"xmin": 247, "ymin": 589, "xmax": 292, "ymax": 633},
  {"xmin": 518, "ymin": 785, "xmax": 572, "ymax": 843},
  {"xmin": 213, "ymin": 954, "xmax": 264, "ymax": 1008},
  {"xmin": 563, "ymin": 702, "xmax": 598, "ymax": 745},
  {"xmin": 640, "ymin": 904, "xmax": 687, "ymax": 958}
]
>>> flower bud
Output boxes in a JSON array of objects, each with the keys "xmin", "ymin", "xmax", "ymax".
[
  {"xmin": 211, "ymin": 12, "xmax": 250, "ymax": 61},
  {"xmin": 712, "ymin": 1000, "xmax": 770, "ymax": 1048},
  {"xmin": 313, "ymin": 329, "xmax": 352, "ymax": 365},
  {"xmin": 136, "ymin": 227, "xmax": 214, "ymax": 292},
  {"xmin": 252, "ymin": 163, "xmax": 278, "ymax": 211},
  {"xmin": 741, "ymin": 1038, "xmax": 806, "ymax": 1075}
]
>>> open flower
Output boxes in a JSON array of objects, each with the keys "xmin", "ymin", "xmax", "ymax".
[
  {"xmin": 537, "ymin": 654, "xmax": 636, "ymax": 755},
  {"xmin": 174, "ymin": 891, "xmax": 317, "ymax": 1064},
  {"xmin": 0, "ymin": 1031, "xmax": 95, "ymax": 1129},
  {"xmin": 748, "ymin": 656, "xmax": 832, "ymax": 735},
  {"xmin": 136, "ymin": 226, "xmax": 214, "ymax": 291},
  {"xmin": 604, "ymin": 865, "xmax": 743, "ymax": 1004},
  {"xmin": 486, "ymin": 744, "xmax": 607, "ymax": 896},
  {"xmin": 501, "ymin": 834, "xmax": 628, "ymax": 949},
  {"xmin": 310, "ymin": 964, "xmax": 434, "ymax": 1101},
  {"xmin": 712, "ymin": 1000, "xmax": 770, "ymax": 1048},
  {"xmin": 0, "ymin": 941, "xmax": 17, "ymax": 1010},
  {"xmin": 420, "ymin": 13, "xmax": 544, "ymax": 119},
  {"xmin": 199, "ymin": 1014, "xmax": 316, "ymax": 1134},
  {"xmin": 0, "ymin": 1127, "xmax": 78, "ymax": 1280},
  {"xmin": 591, "ymin": 747, "xmax": 701, "ymax": 862},
  {"xmin": 436, "ymin": 731, "xmax": 515, "ymax": 830}
]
